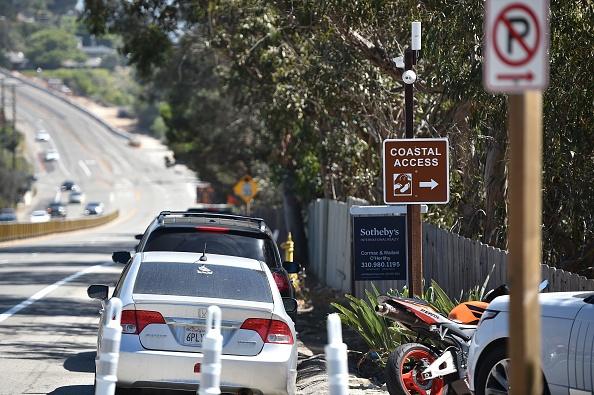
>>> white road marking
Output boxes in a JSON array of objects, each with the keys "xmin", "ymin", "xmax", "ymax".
[
  {"xmin": 0, "ymin": 262, "xmax": 113, "ymax": 324},
  {"xmin": 78, "ymin": 159, "xmax": 92, "ymax": 177}
]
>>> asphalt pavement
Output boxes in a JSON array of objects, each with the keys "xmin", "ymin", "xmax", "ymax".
[{"xmin": 0, "ymin": 81, "xmax": 196, "ymax": 394}]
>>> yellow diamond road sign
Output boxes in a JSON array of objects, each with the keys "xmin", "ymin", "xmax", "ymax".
[{"xmin": 233, "ymin": 176, "xmax": 258, "ymax": 204}]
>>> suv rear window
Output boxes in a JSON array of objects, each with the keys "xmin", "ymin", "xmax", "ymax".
[
  {"xmin": 143, "ymin": 228, "xmax": 280, "ymax": 268},
  {"xmin": 133, "ymin": 262, "xmax": 272, "ymax": 302}
]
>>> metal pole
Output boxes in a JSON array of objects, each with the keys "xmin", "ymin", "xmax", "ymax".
[
  {"xmin": 508, "ymin": 92, "xmax": 542, "ymax": 395},
  {"xmin": 1, "ymin": 78, "xmax": 5, "ymax": 127},
  {"xmin": 404, "ymin": 48, "xmax": 423, "ymax": 296},
  {"xmin": 11, "ymin": 84, "xmax": 16, "ymax": 169}
]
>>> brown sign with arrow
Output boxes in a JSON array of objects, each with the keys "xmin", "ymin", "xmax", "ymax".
[{"xmin": 383, "ymin": 138, "xmax": 449, "ymax": 204}]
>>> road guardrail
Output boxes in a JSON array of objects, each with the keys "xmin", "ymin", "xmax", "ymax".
[{"xmin": 0, "ymin": 210, "xmax": 119, "ymax": 242}]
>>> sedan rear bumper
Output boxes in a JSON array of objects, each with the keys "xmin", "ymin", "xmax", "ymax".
[{"xmin": 115, "ymin": 336, "xmax": 297, "ymax": 395}]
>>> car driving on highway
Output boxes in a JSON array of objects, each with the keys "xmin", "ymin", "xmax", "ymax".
[
  {"xmin": 61, "ymin": 180, "xmax": 79, "ymax": 191},
  {"xmin": 88, "ymin": 251, "xmax": 298, "ymax": 394},
  {"xmin": 46, "ymin": 202, "xmax": 66, "ymax": 218},
  {"xmin": 84, "ymin": 202, "xmax": 104, "ymax": 215},
  {"xmin": 0, "ymin": 208, "xmax": 17, "ymax": 222},
  {"xmin": 467, "ymin": 291, "xmax": 594, "ymax": 395},
  {"xmin": 44, "ymin": 149, "xmax": 60, "ymax": 161},
  {"xmin": 30, "ymin": 210, "xmax": 50, "ymax": 223},
  {"xmin": 69, "ymin": 190, "xmax": 85, "ymax": 204},
  {"xmin": 35, "ymin": 129, "xmax": 50, "ymax": 141}
]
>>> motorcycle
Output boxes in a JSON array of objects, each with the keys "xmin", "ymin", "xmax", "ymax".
[{"xmin": 375, "ymin": 281, "xmax": 548, "ymax": 395}]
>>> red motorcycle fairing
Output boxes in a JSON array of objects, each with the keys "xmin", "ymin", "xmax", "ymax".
[{"xmin": 377, "ymin": 296, "xmax": 453, "ymax": 326}]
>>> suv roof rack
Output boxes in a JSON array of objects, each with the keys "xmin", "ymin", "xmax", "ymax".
[{"xmin": 157, "ymin": 211, "xmax": 268, "ymax": 232}]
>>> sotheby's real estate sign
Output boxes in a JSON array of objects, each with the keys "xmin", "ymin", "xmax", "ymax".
[{"xmin": 353, "ymin": 216, "xmax": 407, "ymax": 281}]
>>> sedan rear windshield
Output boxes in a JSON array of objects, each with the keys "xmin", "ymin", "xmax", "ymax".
[
  {"xmin": 133, "ymin": 262, "xmax": 272, "ymax": 302},
  {"xmin": 143, "ymin": 228, "xmax": 280, "ymax": 268}
]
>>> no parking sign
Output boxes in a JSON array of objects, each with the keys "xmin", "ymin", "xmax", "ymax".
[{"xmin": 484, "ymin": 0, "xmax": 549, "ymax": 93}]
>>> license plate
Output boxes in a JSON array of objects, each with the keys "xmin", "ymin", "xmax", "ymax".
[{"xmin": 183, "ymin": 326, "xmax": 206, "ymax": 346}]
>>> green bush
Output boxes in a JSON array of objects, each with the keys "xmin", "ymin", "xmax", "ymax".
[
  {"xmin": 331, "ymin": 284, "xmax": 413, "ymax": 365},
  {"xmin": 25, "ymin": 68, "xmax": 137, "ymax": 107}
]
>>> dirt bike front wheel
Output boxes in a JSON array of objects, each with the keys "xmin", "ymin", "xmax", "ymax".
[{"xmin": 385, "ymin": 343, "xmax": 446, "ymax": 395}]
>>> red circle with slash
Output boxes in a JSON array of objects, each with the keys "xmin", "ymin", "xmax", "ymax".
[{"xmin": 493, "ymin": 4, "xmax": 540, "ymax": 66}]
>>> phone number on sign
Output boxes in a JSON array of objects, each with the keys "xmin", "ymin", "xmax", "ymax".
[{"xmin": 360, "ymin": 261, "xmax": 400, "ymax": 268}]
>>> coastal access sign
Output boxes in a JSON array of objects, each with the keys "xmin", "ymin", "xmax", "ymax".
[
  {"xmin": 353, "ymin": 215, "xmax": 407, "ymax": 281},
  {"xmin": 383, "ymin": 138, "xmax": 449, "ymax": 204}
]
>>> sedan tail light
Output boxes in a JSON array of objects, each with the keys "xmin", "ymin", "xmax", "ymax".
[
  {"xmin": 120, "ymin": 310, "xmax": 165, "ymax": 334},
  {"xmin": 240, "ymin": 318, "xmax": 293, "ymax": 344},
  {"xmin": 272, "ymin": 272, "xmax": 290, "ymax": 294}
]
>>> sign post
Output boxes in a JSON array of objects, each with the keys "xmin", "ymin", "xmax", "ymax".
[
  {"xmin": 404, "ymin": 24, "xmax": 422, "ymax": 296},
  {"xmin": 485, "ymin": 1, "xmax": 549, "ymax": 394}
]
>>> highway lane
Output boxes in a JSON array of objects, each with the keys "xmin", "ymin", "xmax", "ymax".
[
  {"xmin": 14, "ymin": 78, "xmax": 197, "ymax": 220},
  {"xmin": 0, "ymin": 80, "xmax": 196, "ymax": 394}
]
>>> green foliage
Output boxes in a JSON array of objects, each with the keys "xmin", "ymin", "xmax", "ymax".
[
  {"xmin": 331, "ymin": 285, "xmax": 412, "ymax": 363},
  {"xmin": 24, "ymin": 68, "xmax": 137, "ymax": 106},
  {"xmin": 0, "ymin": 127, "xmax": 33, "ymax": 207},
  {"xmin": 82, "ymin": 0, "xmax": 594, "ymax": 275},
  {"xmin": 25, "ymin": 28, "xmax": 86, "ymax": 69}
]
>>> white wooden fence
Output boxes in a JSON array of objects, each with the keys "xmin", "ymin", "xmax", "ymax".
[{"xmin": 306, "ymin": 198, "xmax": 594, "ymax": 298}]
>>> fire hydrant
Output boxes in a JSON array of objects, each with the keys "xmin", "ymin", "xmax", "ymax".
[
  {"xmin": 280, "ymin": 233, "xmax": 300, "ymax": 292},
  {"xmin": 280, "ymin": 232, "xmax": 294, "ymax": 262}
]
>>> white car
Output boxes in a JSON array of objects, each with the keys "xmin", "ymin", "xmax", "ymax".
[
  {"xmin": 467, "ymin": 291, "xmax": 594, "ymax": 395},
  {"xmin": 35, "ymin": 130, "xmax": 50, "ymax": 141},
  {"xmin": 29, "ymin": 210, "xmax": 50, "ymax": 223},
  {"xmin": 88, "ymin": 251, "xmax": 298, "ymax": 394},
  {"xmin": 44, "ymin": 149, "xmax": 60, "ymax": 161},
  {"xmin": 69, "ymin": 191, "xmax": 85, "ymax": 204}
]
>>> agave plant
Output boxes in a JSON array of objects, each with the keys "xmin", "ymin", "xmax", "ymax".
[{"xmin": 331, "ymin": 284, "xmax": 412, "ymax": 364}]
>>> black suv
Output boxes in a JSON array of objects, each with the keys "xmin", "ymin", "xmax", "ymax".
[
  {"xmin": 47, "ymin": 202, "xmax": 66, "ymax": 218},
  {"xmin": 113, "ymin": 211, "xmax": 299, "ymax": 300}
]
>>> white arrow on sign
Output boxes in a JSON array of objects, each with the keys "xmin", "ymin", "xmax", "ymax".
[{"xmin": 419, "ymin": 179, "xmax": 438, "ymax": 190}]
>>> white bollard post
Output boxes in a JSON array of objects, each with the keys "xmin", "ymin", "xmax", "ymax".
[
  {"xmin": 95, "ymin": 298, "xmax": 123, "ymax": 395},
  {"xmin": 325, "ymin": 313, "xmax": 349, "ymax": 395},
  {"xmin": 198, "ymin": 305, "xmax": 223, "ymax": 395}
]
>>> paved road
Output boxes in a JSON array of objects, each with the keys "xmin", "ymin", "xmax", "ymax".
[{"xmin": 0, "ymin": 81, "xmax": 196, "ymax": 394}]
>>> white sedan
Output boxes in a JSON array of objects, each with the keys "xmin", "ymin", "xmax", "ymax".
[
  {"xmin": 44, "ymin": 149, "xmax": 60, "ymax": 161},
  {"xmin": 29, "ymin": 210, "xmax": 50, "ymax": 223},
  {"xmin": 467, "ymin": 291, "xmax": 594, "ymax": 395},
  {"xmin": 35, "ymin": 129, "xmax": 51, "ymax": 141},
  {"xmin": 88, "ymin": 251, "xmax": 298, "ymax": 394}
]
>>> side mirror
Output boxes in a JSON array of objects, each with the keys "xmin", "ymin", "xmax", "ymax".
[
  {"xmin": 283, "ymin": 261, "xmax": 300, "ymax": 274},
  {"xmin": 134, "ymin": 234, "xmax": 143, "ymax": 240},
  {"xmin": 87, "ymin": 284, "xmax": 108, "ymax": 300},
  {"xmin": 282, "ymin": 297, "xmax": 298, "ymax": 314},
  {"xmin": 112, "ymin": 251, "xmax": 131, "ymax": 264}
]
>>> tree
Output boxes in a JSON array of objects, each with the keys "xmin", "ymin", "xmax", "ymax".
[
  {"xmin": 82, "ymin": 0, "xmax": 594, "ymax": 275},
  {"xmin": 25, "ymin": 27, "xmax": 86, "ymax": 68}
]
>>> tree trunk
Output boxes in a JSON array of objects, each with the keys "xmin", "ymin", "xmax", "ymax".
[{"xmin": 282, "ymin": 171, "xmax": 310, "ymax": 268}]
